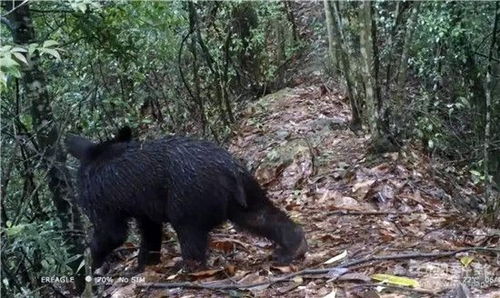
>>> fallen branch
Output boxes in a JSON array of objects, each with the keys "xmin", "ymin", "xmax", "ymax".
[
  {"xmin": 328, "ymin": 210, "xmax": 417, "ymax": 216},
  {"xmin": 139, "ymin": 247, "xmax": 499, "ymax": 290},
  {"xmin": 349, "ymin": 283, "xmax": 436, "ymax": 295}
]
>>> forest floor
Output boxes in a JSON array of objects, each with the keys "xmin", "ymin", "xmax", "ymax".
[
  {"xmin": 101, "ymin": 2, "xmax": 499, "ymax": 298},
  {"xmin": 105, "ymin": 75, "xmax": 499, "ymax": 298}
]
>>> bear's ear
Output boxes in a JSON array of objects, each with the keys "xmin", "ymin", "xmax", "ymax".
[
  {"xmin": 66, "ymin": 135, "xmax": 95, "ymax": 162},
  {"xmin": 115, "ymin": 126, "xmax": 132, "ymax": 142}
]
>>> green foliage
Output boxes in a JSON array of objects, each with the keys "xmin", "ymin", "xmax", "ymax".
[
  {"xmin": 412, "ymin": 3, "xmax": 489, "ymax": 87},
  {"xmin": 408, "ymin": 2, "xmax": 497, "ymax": 157},
  {"xmin": 0, "ymin": 41, "xmax": 63, "ymax": 92},
  {"xmin": 3, "ymin": 220, "xmax": 77, "ymax": 274},
  {"xmin": 327, "ymin": 1, "xmax": 499, "ymax": 198},
  {"xmin": 67, "ymin": 0, "xmax": 101, "ymax": 13},
  {"xmin": 2, "ymin": 220, "xmax": 79, "ymax": 297},
  {"xmin": 354, "ymin": 2, "xmax": 499, "ymax": 160},
  {"xmin": 0, "ymin": 45, "xmax": 26, "ymax": 89}
]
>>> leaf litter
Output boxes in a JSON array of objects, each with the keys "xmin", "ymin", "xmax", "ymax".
[{"xmin": 107, "ymin": 76, "xmax": 499, "ymax": 297}]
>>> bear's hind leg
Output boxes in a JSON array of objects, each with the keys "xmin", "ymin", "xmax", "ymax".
[
  {"xmin": 137, "ymin": 218, "xmax": 163, "ymax": 270},
  {"xmin": 174, "ymin": 224, "xmax": 209, "ymax": 270}
]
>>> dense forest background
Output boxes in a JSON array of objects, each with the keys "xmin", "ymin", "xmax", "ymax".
[{"xmin": 1, "ymin": 1, "xmax": 498, "ymax": 297}]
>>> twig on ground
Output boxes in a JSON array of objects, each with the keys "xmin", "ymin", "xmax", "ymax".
[
  {"xmin": 349, "ymin": 283, "xmax": 436, "ymax": 295},
  {"xmin": 328, "ymin": 210, "xmax": 417, "ymax": 216},
  {"xmin": 303, "ymin": 136, "xmax": 317, "ymax": 176},
  {"xmin": 138, "ymin": 247, "xmax": 499, "ymax": 291}
]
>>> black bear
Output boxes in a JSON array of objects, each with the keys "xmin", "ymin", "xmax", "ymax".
[{"xmin": 66, "ymin": 127, "xmax": 307, "ymax": 272}]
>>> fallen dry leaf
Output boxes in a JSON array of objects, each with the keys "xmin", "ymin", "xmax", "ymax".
[
  {"xmin": 321, "ymin": 288, "xmax": 337, "ymax": 298},
  {"xmin": 352, "ymin": 179, "xmax": 377, "ymax": 200},
  {"xmin": 331, "ymin": 196, "xmax": 361, "ymax": 210},
  {"xmin": 323, "ymin": 250, "xmax": 348, "ymax": 265},
  {"xmin": 271, "ymin": 264, "xmax": 297, "ymax": 273},
  {"xmin": 209, "ymin": 238, "xmax": 247, "ymax": 253},
  {"xmin": 188, "ymin": 268, "xmax": 223, "ymax": 280}
]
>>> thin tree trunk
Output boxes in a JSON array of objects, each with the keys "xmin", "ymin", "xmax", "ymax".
[
  {"xmin": 187, "ymin": 2, "xmax": 229, "ymax": 126},
  {"xmin": 329, "ymin": 0, "xmax": 362, "ymax": 129},
  {"xmin": 491, "ymin": 61, "xmax": 500, "ymax": 190},
  {"xmin": 187, "ymin": 2, "xmax": 207, "ymax": 133},
  {"xmin": 222, "ymin": 26, "xmax": 235, "ymax": 123},
  {"xmin": 324, "ymin": 0, "xmax": 338, "ymax": 72},
  {"xmin": 384, "ymin": 2, "xmax": 401, "ymax": 98},
  {"xmin": 396, "ymin": 3, "xmax": 419, "ymax": 108},
  {"xmin": 360, "ymin": 1, "xmax": 380, "ymax": 138},
  {"xmin": 283, "ymin": 1, "xmax": 298, "ymax": 43},
  {"xmin": 484, "ymin": 1, "xmax": 499, "ymax": 221},
  {"xmin": 370, "ymin": 3, "xmax": 382, "ymax": 112}
]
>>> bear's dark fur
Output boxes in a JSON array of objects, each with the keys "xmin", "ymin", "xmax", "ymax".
[{"xmin": 66, "ymin": 128, "xmax": 307, "ymax": 272}]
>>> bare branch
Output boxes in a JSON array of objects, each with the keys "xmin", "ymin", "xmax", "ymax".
[
  {"xmin": 140, "ymin": 247, "xmax": 499, "ymax": 291},
  {"xmin": 1, "ymin": 0, "xmax": 29, "ymax": 18}
]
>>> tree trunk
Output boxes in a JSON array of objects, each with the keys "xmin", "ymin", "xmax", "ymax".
[
  {"xmin": 396, "ymin": 3, "xmax": 419, "ymax": 108},
  {"xmin": 324, "ymin": 0, "xmax": 339, "ymax": 73},
  {"xmin": 4, "ymin": 0, "xmax": 85, "ymax": 293},
  {"xmin": 384, "ymin": 2, "xmax": 402, "ymax": 98},
  {"xmin": 360, "ymin": 1, "xmax": 381, "ymax": 139},
  {"xmin": 484, "ymin": 1, "xmax": 499, "ymax": 223},
  {"xmin": 187, "ymin": 2, "xmax": 208, "ymax": 132},
  {"xmin": 283, "ymin": 1, "xmax": 298, "ymax": 43},
  {"xmin": 491, "ymin": 60, "xmax": 500, "ymax": 190},
  {"xmin": 328, "ymin": 0, "xmax": 362, "ymax": 130}
]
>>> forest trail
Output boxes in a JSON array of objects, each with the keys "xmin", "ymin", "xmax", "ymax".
[{"xmin": 105, "ymin": 3, "xmax": 498, "ymax": 297}]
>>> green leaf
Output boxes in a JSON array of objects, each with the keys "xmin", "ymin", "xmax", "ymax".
[
  {"xmin": 77, "ymin": 3, "xmax": 87, "ymax": 13},
  {"xmin": 20, "ymin": 114, "xmax": 33, "ymax": 130},
  {"xmin": 0, "ymin": 56, "xmax": 19, "ymax": 68},
  {"xmin": 460, "ymin": 256, "xmax": 474, "ymax": 267},
  {"xmin": 77, "ymin": 258, "xmax": 86, "ymax": 273},
  {"xmin": 28, "ymin": 43, "xmax": 39, "ymax": 56},
  {"xmin": 10, "ymin": 67, "xmax": 22, "ymax": 78},
  {"xmin": 6, "ymin": 224, "xmax": 26, "ymax": 236},
  {"xmin": 11, "ymin": 47, "xmax": 27, "ymax": 53},
  {"xmin": 469, "ymin": 170, "xmax": 481, "ymax": 177},
  {"xmin": 40, "ymin": 48, "xmax": 61, "ymax": 61},
  {"xmin": 0, "ymin": 45, "xmax": 12, "ymax": 52},
  {"xmin": 371, "ymin": 273, "xmax": 420, "ymax": 288},
  {"xmin": 12, "ymin": 52, "xmax": 28, "ymax": 65},
  {"xmin": 43, "ymin": 40, "xmax": 59, "ymax": 48},
  {"xmin": 0, "ymin": 72, "xmax": 6, "ymax": 92}
]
